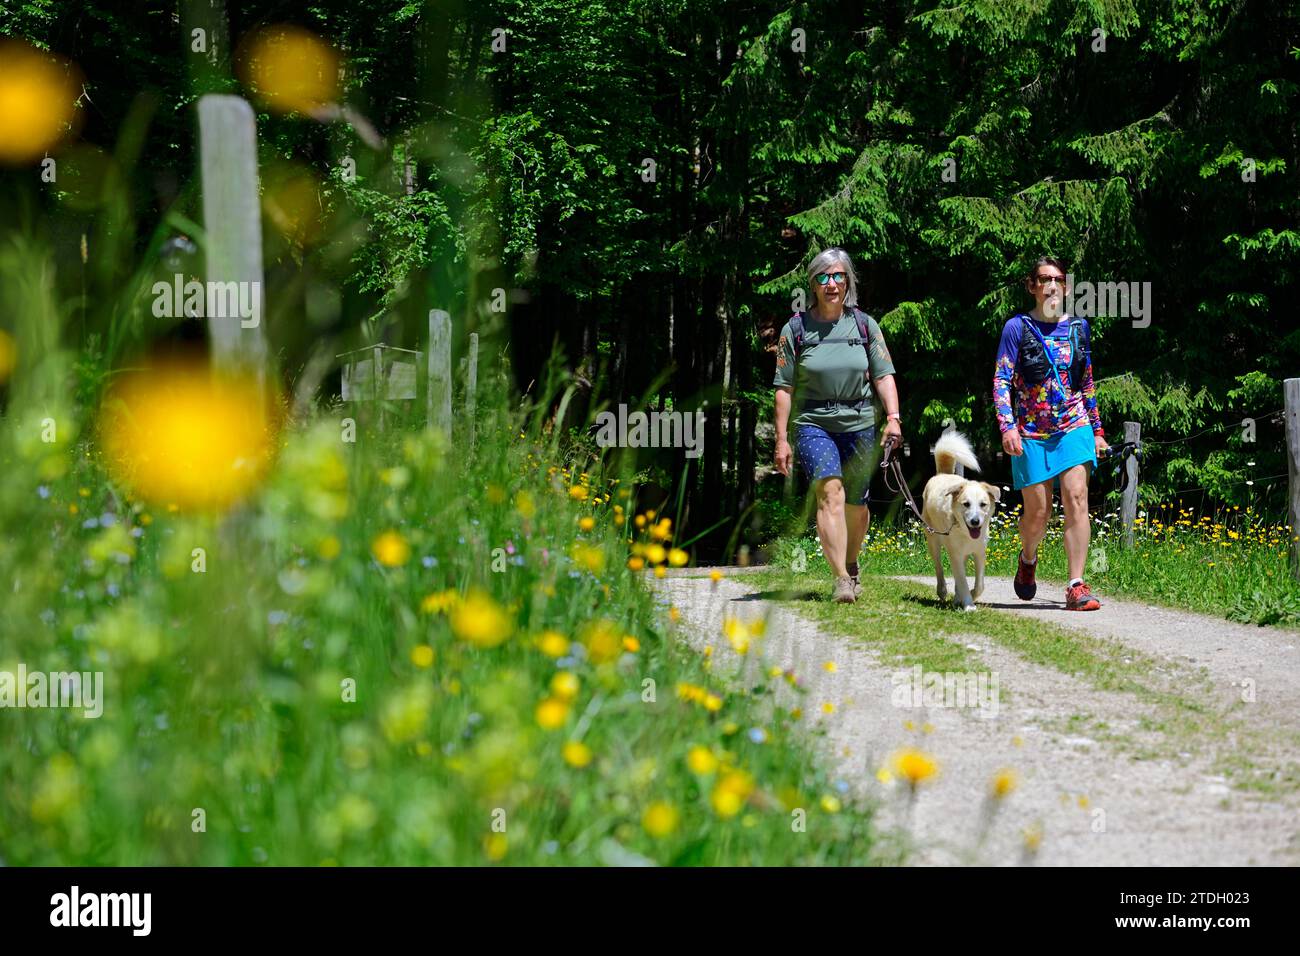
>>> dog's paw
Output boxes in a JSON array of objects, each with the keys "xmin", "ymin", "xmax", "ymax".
[{"xmin": 961, "ymin": 600, "xmax": 978, "ymax": 612}]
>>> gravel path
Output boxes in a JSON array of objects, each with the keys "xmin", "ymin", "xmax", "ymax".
[{"xmin": 650, "ymin": 570, "xmax": 1300, "ymax": 866}]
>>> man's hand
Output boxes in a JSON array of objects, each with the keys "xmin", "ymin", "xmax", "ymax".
[
  {"xmin": 774, "ymin": 438, "xmax": 793, "ymax": 477},
  {"xmin": 1001, "ymin": 429, "xmax": 1023, "ymax": 457}
]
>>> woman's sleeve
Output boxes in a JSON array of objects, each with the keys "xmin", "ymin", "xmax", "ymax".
[
  {"xmin": 1081, "ymin": 321, "xmax": 1104, "ymax": 435},
  {"xmin": 992, "ymin": 319, "xmax": 1019, "ymax": 435},
  {"xmin": 773, "ymin": 322, "xmax": 795, "ymax": 389}
]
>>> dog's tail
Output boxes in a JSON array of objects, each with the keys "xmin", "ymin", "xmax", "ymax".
[{"xmin": 933, "ymin": 430, "xmax": 981, "ymax": 475}]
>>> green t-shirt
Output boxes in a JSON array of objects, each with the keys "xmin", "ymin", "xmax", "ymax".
[{"xmin": 772, "ymin": 308, "xmax": 896, "ymax": 432}]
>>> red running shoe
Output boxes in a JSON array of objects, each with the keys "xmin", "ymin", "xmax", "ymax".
[
  {"xmin": 1066, "ymin": 581, "xmax": 1101, "ymax": 611},
  {"xmin": 1013, "ymin": 551, "xmax": 1037, "ymax": 600}
]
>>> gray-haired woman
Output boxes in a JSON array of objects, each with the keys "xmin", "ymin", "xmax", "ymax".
[{"xmin": 773, "ymin": 248, "xmax": 903, "ymax": 603}]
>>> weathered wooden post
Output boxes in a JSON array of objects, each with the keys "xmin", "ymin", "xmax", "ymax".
[
  {"xmin": 197, "ymin": 95, "xmax": 268, "ymax": 393},
  {"xmin": 1285, "ymin": 378, "xmax": 1300, "ymax": 580},
  {"xmin": 427, "ymin": 309, "xmax": 452, "ymax": 434},
  {"xmin": 1121, "ymin": 420, "xmax": 1141, "ymax": 548},
  {"xmin": 466, "ymin": 331, "xmax": 479, "ymax": 445}
]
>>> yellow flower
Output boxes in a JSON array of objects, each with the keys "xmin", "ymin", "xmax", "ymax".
[
  {"xmin": 820, "ymin": 794, "xmax": 842, "ymax": 813},
  {"xmin": 876, "ymin": 768, "xmax": 893, "ymax": 785},
  {"xmin": 420, "ymin": 590, "xmax": 461, "ymax": 614},
  {"xmin": 644, "ymin": 543, "xmax": 667, "ymax": 565},
  {"xmin": 485, "ymin": 483, "xmax": 506, "ymax": 504},
  {"xmin": 642, "ymin": 801, "xmax": 680, "ymax": 838},
  {"xmin": 686, "ymin": 745, "xmax": 718, "ymax": 775},
  {"xmin": 821, "ymin": 702, "xmax": 834, "ymax": 714},
  {"xmin": 0, "ymin": 40, "xmax": 82, "ymax": 165},
  {"xmin": 991, "ymin": 768, "xmax": 1018, "ymax": 799},
  {"xmin": 371, "ymin": 530, "xmax": 410, "ymax": 567},
  {"xmin": 450, "ymin": 589, "xmax": 514, "ymax": 648},
  {"xmin": 703, "ymin": 693, "xmax": 723, "ymax": 712},
  {"xmin": 536, "ymin": 630, "xmax": 569, "ymax": 657},
  {"xmin": 709, "ymin": 569, "xmax": 723, "ymax": 582},
  {"xmin": 668, "ymin": 606, "xmax": 680, "ymax": 623},
  {"xmin": 483, "ymin": 832, "xmax": 508, "ymax": 861},
  {"xmin": 0, "ymin": 329, "xmax": 15, "ymax": 384},
  {"xmin": 317, "ymin": 535, "xmax": 341, "ymax": 560},
  {"xmin": 578, "ymin": 516, "xmax": 596, "ymax": 531},
  {"xmin": 890, "ymin": 748, "xmax": 938, "ymax": 787},
  {"xmin": 238, "ymin": 24, "xmax": 340, "ymax": 115},
  {"xmin": 410, "ymin": 645, "xmax": 435, "ymax": 668},
  {"xmin": 627, "ymin": 556, "xmax": 645, "ymax": 571},
  {"xmin": 580, "ymin": 619, "xmax": 623, "ymax": 664},
  {"xmin": 653, "ymin": 565, "xmax": 666, "ymax": 578},
  {"xmin": 535, "ymin": 697, "xmax": 569, "ymax": 730},
  {"xmin": 822, "ymin": 661, "xmax": 837, "ymax": 673},
  {"xmin": 634, "ymin": 514, "xmax": 646, "ymax": 529},
  {"xmin": 562, "ymin": 741, "xmax": 593, "ymax": 768},
  {"xmin": 710, "ymin": 770, "xmax": 755, "ymax": 818},
  {"xmin": 622, "ymin": 635, "xmax": 640, "ymax": 653},
  {"xmin": 667, "ymin": 548, "xmax": 688, "ymax": 567},
  {"xmin": 99, "ymin": 359, "xmax": 276, "ymax": 511},
  {"xmin": 569, "ymin": 542, "xmax": 605, "ymax": 574},
  {"xmin": 515, "ymin": 490, "xmax": 536, "ymax": 519},
  {"xmin": 568, "ymin": 484, "xmax": 588, "ymax": 501},
  {"xmin": 550, "ymin": 671, "xmax": 580, "ymax": 701}
]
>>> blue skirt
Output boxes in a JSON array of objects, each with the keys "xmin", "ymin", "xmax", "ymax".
[{"xmin": 1011, "ymin": 425, "xmax": 1097, "ymax": 490}]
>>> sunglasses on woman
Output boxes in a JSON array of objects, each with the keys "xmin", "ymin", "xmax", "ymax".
[{"xmin": 815, "ymin": 272, "xmax": 847, "ymax": 286}]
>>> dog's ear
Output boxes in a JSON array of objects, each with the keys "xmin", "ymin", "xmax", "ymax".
[
  {"xmin": 981, "ymin": 482, "xmax": 1002, "ymax": 503},
  {"xmin": 949, "ymin": 485, "xmax": 965, "ymax": 509}
]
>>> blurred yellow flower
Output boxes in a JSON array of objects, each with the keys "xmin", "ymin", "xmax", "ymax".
[
  {"xmin": 0, "ymin": 329, "xmax": 16, "ymax": 384},
  {"xmin": 371, "ymin": 530, "xmax": 410, "ymax": 567},
  {"xmin": 890, "ymin": 748, "xmax": 938, "ymax": 787},
  {"xmin": 667, "ymin": 548, "xmax": 688, "ymax": 567},
  {"xmin": 535, "ymin": 696, "xmax": 569, "ymax": 730},
  {"xmin": 536, "ymin": 630, "xmax": 569, "ymax": 657},
  {"xmin": 709, "ymin": 569, "xmax": 723, "ymax": 582},
  {"xmin": 622, "ymin": 635, "xmax": 640, "ymax": 653},
  {"xmin": 238, "ymin": 25, "xmax": 340, "ymax": 115},
  {"xmin": 483, "ymin": 832, "xmax": 508, "ymax": 861},
  {"xmin": 568, "ymin": 484, "xmax": 588, "ymax": 501},
  {"xmin": 686, "ymin": 745, "xmax": 718, "ymax": 775},
  {"xmin": 451, "ymin": 590, "xmax": 513, "ymax": 648},
  {"xmin": 991, "ymin": 768, "xmax": 1018, "ymax": 800},
  {"xmin": 820, "ymin": 794, "xmax": 842, "ymax": 813},
  {"xmin": 0, "ymin": 40, "xmax": 81, "ymax": 165},
  {"xmin": 410, "ymin": 645, "xmax": 435, "ymax": 668},
  {"xmin": 562, "ymin": 741, "xmax": 593, "ymax": 768},
  {"xmin": 99, "ymin": 360, "xmax": 277, "ymax": 511},
  {"xmin": 822, "ymin": 661, "xmax": 837, "ymax": 673},
  {"xmin": 420, "ymin": 590, "xmax": 461, "ymax": 614},
  {"xmin": 710, "ymin": 770, "xmax": 755, "ymax": 818},
  {"xmin": 515, "ymin": 490, "xmax": 536, "ymax": 519},
  {"xmin": 642, "ymin": 801, "xmax": 680, "ymax": 838},
  {"xmin": 30, "ymin": 753, "xmax": 82, "ymax": 823},
  {"xmin": 550, "ymin": 671, "xmax": 580, "ymax": 701},
  {"xmin": 569, "ymin": 542, "xmax": 605, "ymax": 574},
  {"xmin": 580, "ymin": 619, "xmax": 622, "ymax": 664},
  {"xmin": 380, "ymin": 682, "xmax": 433, "ymax": 743},
  {"xmin": 627, "ymin": 556, "xmax": 645, "ymax": 571},
  {"xmin": 316, "ymin": 534, "xmax": 341, "ymax": 560},
  {"xmin": 653, "ymin": 565, "xmax": 666, "ymax": 578},
  {"xmin": 644, "ymin": 543, "xmax": 667, "ymax": 565}
]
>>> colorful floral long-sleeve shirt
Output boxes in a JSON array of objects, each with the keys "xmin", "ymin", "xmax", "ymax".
[{"xmin": 992, "ymin": 314, "xmax": 1104, "ymax": 440}]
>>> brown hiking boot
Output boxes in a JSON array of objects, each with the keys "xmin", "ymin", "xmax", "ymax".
[{"xmin": 833, "ymin": 575, "xmax": 857, "ymax": 604}]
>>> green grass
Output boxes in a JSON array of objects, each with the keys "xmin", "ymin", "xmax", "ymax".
[
  {"xmin": 0, "ymin": 358, "xmax": 890, "ymax": 865},
  {"xmin": 773, "ymin": 502, "xmax": 1300, "ymax": 629}
]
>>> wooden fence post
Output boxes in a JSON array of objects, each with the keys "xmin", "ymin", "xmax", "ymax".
[
  {"xmin": 466, "ymin": 332, "xmax": 479, "ymax": 446},
  {"xmin": 427, "ymin": 309, "xmax": 452, "ymax": 434},
  {"xmin": 197, "ymin": 94, "xmax": 268, "ymax": 393},
  {"xmin": 1121, "ymin": 420, "xmax": 1141, "ymax": 548},
  {"xmin": 1285, "ymin": 378, "xmax": 1300, "ymax": 581}
]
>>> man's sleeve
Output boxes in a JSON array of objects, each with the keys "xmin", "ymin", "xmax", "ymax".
[
  {"xmin": 866, "ymin": 316, "xmax": 895, "ymax": 379},
  {"xmin": 993, "ymin": 318, "xmax": 1019, "ymax": 435},
  {"xmin": 773, "ymin": 322, "xmax": 795, "ymax": 388}
]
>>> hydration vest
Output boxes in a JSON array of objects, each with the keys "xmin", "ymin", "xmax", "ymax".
[{"xmin": 1017, "ymin": 314, "xmax": 1088, "ymax": 393}]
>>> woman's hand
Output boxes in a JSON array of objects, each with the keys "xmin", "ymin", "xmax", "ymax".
[
  {"xmin": 880, "ymin": 417, "xmax": 903, "ymax": 449},
  {"xmin": 1001, "ymin": 428, "xmax": 1023, "ymax": 457},
  {"xmin": 774, "ymin": 437, "xmax": 793, "ymax": 477},
  {"xmin": 1094, "ymin": 433, "xmax": 1110, "ymax": 458}
]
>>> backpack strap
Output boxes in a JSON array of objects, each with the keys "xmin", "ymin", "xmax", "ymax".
[{"xmin": 789, "ymin": 306, "xmax": 871, "ymax": 359}]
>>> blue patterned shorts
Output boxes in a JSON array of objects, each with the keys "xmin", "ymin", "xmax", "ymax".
[{"xmin": 794, "ymin": 423, "xmax": 876, "ymax": 505}]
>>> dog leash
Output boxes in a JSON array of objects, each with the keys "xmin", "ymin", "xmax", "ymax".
[
  {"xmin": 1098, "ymin": 439, "xmax": 1143, "ymax": 493},
  {"xmin": 881, "ymin": 435, "xmax": 954, "ymax": 536}
]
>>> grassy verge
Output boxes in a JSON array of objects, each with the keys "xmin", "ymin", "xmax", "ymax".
[
  {"xmin": 771, "ymin": 502, "xmax": 1300, "ymax": 628},
  {"xmin": 0, "ymin": 361, "xmax": 886, "ymax": 865}
]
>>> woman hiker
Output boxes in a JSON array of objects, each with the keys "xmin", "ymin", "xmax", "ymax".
[
  {"xmin": 993, "ymin": 256, "xmax": 1109, "ymax": 611},
  {"xmin": 773, "ymin": 247, "xmax": 903, "ymax": 604}
]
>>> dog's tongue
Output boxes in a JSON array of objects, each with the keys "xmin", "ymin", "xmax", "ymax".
[{"xmin": 968, "ymin": 526, "xmax": 981, "ymax": 540}]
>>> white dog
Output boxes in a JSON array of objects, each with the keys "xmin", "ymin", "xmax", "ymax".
[{"xmin": 921, "ymin": 432, "xmax": 1002, "ymax": 611}]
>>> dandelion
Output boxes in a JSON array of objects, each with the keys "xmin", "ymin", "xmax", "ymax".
[
  {"xmin": 710, "ymin": 770, "xmax": 755, "ymax": 818},
  {"xmin": 667, "ymin": 547, "xmax": 688, "ymax": 567},
  {"xmin": 535, "ymin": 697, "xmax": 569, "ymax": 730},
  {"xmin": 653, "ymin": 565, "xmax": 666, "ymax": 578},
  {"xmin": 580, "ymin": 619, "xmax": 622, "ymax": 664},
  {"xmin": 820, "ymin": 794, "xmax": 842, "ymax": 813},
  {"xmin": 410, "ymin": 645, "xmax": 435, "ymax": 668},
  {"xmin": 578, "ymin": 516, "xmax": 595, "ymax": 532},
  {"xmin": 627, "ymin": 556, "xmax": 645, "ymax": 571},
  {"xmin": 371, "ymin": 530, "xmax": 410, "ymax": 567},
  {"xmin": 515, "ymin": 490, "xmax": 536, "ymax": 519},
  {"xmin": 645, "ymin": 543, "xmax": 667, "ymax": 565},
  {"xmin": 0, "ymin": 40, "xmax": 82, "ymax": 164},
  {"xmin": 483, "ymin": 833, "xmax": 508, "ymax": 861},
  {"xmin": 568, "ymin": 484, "xmax": 588, "ymax": 501},
  {"xmin": 450, "ymin": 589, "xmax": 513, "ymax": 648},
  {"xmin": 562, "ymin": 741, "xmax": 593, "ymax": 768},
  {"xmin": 890, "ymin": 748, "xmax": 938, "ymax": 788},
  {"xmin": 686, "ymin": 745, "xmax": 718, "ymax": 775},
  {"xmin": 822, "ymin": 661, "xmax": 837, "ymax": 673},
  {"xmin": 642, "ymin": 801, "xmax": 680, "ymax": 838},
  {"xmin": 991, "ymin": 768, "xmax": 1018, "ymax": 799},
  {"xmin": 237, "ymin": 25, "xmax": 341, "ymax": 115},
  {"xmin": 821, "ymin": 702, "xmax": 834, "ymax": 714},
  {"xmin": 550, "ymin": 671, "xmax": 580, "ymax": 701},
  {"xmin": 420, "ymin": 590, "xmax": 461, "ymax": 614},
  {"xmin": 622, "ymin": 635, "xmax": 640, "ymax": 652},
  {"xmin": 569, "ymin": 542, "xmax": 605, "ymax": 574},
  {"xmin": 536, "ymin": 630, "xmax": 569, "ymax": 657}
]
